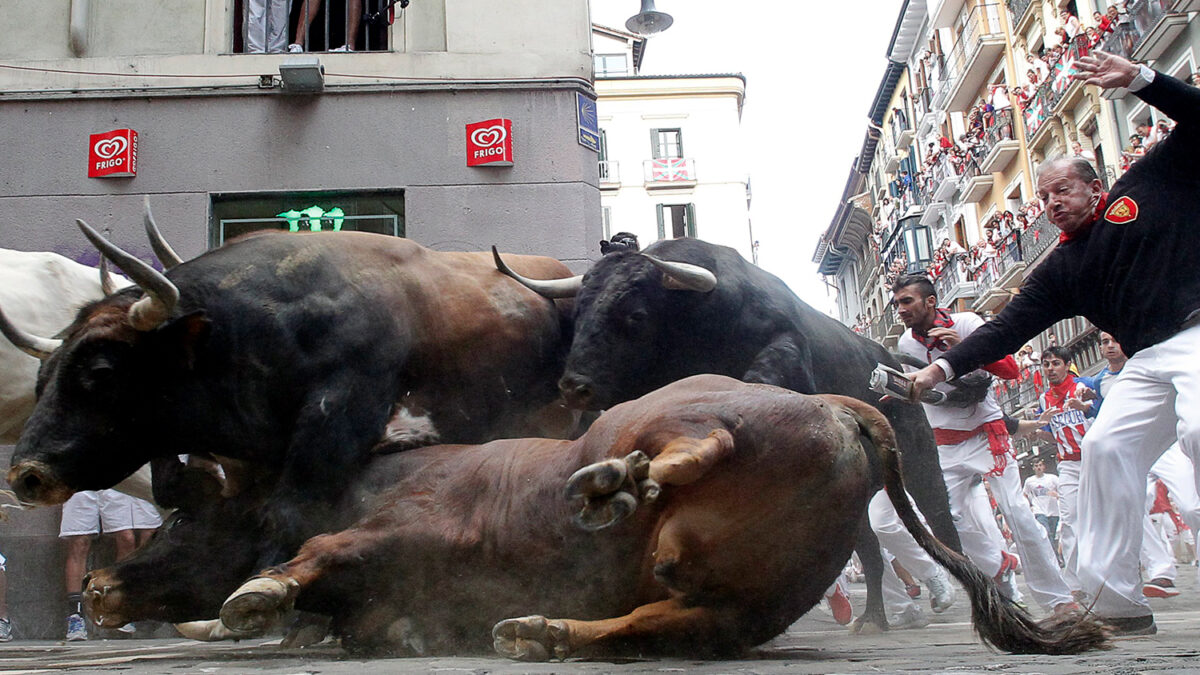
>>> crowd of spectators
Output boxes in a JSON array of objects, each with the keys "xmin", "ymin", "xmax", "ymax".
[{"xmin": 1121, "ymin": 118, "xmax": 1174, "ymax": 171}]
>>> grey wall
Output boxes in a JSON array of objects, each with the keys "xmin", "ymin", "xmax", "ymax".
[{"xmin": 0, "ymin": 85, "xmax": 601, "ymax": 268}]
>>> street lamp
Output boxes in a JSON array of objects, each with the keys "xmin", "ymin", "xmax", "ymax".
[
  {"xmin": 626, "ymin": 0, "xmax": 673, "ymax": 35},
  {"xmin": 279, "ymin": 57, "xmax": 325, "ymax": 93}
]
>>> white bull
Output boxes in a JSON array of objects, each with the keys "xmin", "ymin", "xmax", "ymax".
[{"xmin": 0, "ymin": 248, "xmax": 153, "ymax": 502}]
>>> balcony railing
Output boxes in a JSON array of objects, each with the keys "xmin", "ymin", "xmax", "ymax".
[
  {"xmin": 643, "ymin": 157, "xmax": 696, "ymax": 183},
  {"xmin": 933, "ymin": 253, "xmax": 977, "ymax": 302},
  {"xmin": 941, "ymin": 3, "xmax": 1004, "ymax": 104},
  {"xmin": 1019, "ymin": 213, "xmax": 1057, "ymax": 263},
  {"xmin": 1005, "ymin": 0, "xmax": 1036, "ymax": 26},
  {"xmin": 599, "ymin": 160, "xmax": 620, "ymax": 184},
  {"xmin": 1102, "ymin": 0, "xmax": 1174, "ymax": 59},
  {"xmin": 1046, "ymin": 35, "xmax": 1092, "ymax": 111},
  {"xmin": 983, "ymin": 108, "xmax": 1016, "ymax": 147},
  {"xmin": 890, "ymin": 109, "xmax": 912, "ymax": 147}
]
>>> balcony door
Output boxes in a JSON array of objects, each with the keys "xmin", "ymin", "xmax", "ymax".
[{"xmin": 656, "ymin": 203, "xmax": 696, "ymax": 240}]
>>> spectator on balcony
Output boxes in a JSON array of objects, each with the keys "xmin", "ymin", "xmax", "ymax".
[
  {"xmin": 1027, "ymin": 53, "xmax": 1050, "ymax": 86},
  {"xmin": 1059, "ymin": 9, "xmax": 1082, "ymax": 40},
  {"xmin": 1094, "ymin": 10, "xmax": 1114, "ymax": 37},
  {"xmin": 943, "ymin": 237, "xmax": 966, "ymax": 257},
  {"xmin": 880, "ymin": 196, "xmax": 896, "ymax": 225},
  {"xmin": 289, "ymin": 0, "xmax": 363, "ymax": 52},
  {"xmin": 1084, "ymin": 26, "xmax": 1103, "ymax": 49},
  {"xmin": 245, "ymin": 0, "xmax": 290, "ymax": 53},
  {"xmin": 1071, "ymin": 141, "xmax": 1096, "ymax": 162}
]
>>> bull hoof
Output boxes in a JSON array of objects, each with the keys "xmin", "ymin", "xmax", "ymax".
[
  {"xmin": 492, "ymin": 615, "xmax": 570, "ymax": 661},
  {"xmin": 219, "ymin": 577, "xmax": 294, "ymax": 635},
  {"xmin": 565, "ymin": 451, "xmax": 657, "ymax": 531},
  {"xmin": 850, "ymin": 616, "xmax": 886, "ymax": 635}
]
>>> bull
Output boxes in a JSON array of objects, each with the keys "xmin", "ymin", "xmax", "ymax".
[
  {"xmin": 3, "ymin": 210, "xmax": 577, "ymax": 564},
  {"xmin": 208, "ymin": 375, "xmax": 1107, "ymax": 658},
  {"xmin": 493, "ymin": 237, "xmax": 961, "ymax": 630}
]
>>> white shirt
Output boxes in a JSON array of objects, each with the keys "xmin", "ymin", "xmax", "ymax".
[
  {"xmin": 898, "ymin": 311, "xmax": 1004, "ymax": 431},
  {"xmin": 1023, "ymin": 472, "xmax": 1060, "ymax": 517}
]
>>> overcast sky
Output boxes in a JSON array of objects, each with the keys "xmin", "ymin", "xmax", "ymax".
[{"xmin": 590, "ymin": 0, "xmax": 907, "ymax": 316}]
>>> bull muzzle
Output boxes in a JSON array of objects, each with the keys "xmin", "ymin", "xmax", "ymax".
[
  {"xmin": 5, "ymin": 462, "xmax": 75, "ymax": 506},
  {"xmin": 83, "ymin": 570, "xmax": 131, "ymax": 628},
  {"xmin": 558, "ymin": 373, "xmax": 595, "ymax": 409}
]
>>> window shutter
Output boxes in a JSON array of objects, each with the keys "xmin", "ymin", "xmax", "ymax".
[
  {"xmin": 656, "ymin": 204, "xmax": 665, "ymax": 239},
  {"xmin": 685, "ymin": 203, "xmax": 697, "ymax": 237}
]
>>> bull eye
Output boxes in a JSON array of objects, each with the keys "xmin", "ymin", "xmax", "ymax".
[
  {"xmin": 83, "ymin": 361, "xmax": 117, "ymax": 391},
  {"xmin": 626, "ymin": 310, "xmax": 648, "ymax": 327}
]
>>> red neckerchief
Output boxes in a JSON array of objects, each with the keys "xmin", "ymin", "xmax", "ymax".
[
  {"xmin": 913, "ymin": 309, "xmax": 954, "ymax": 358},
  {"xmin": 1043, "ymin": 374, "xmax": 1077, "ymax": 411},
  {"xmin": 1058, "ymin": 192, "xmax": 1108, "ymax": 243}
]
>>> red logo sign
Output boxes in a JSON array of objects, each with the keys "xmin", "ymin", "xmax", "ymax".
[
  {"xmin": 1104, "ymin": 196, "xmax": 1138, "ymax": 224},
  {"xmin": 466, "ymin": 118, "xmax": 513, "ymax": 167},
  {"xmin": 88, "ymin": 129, "xmax": 138, "ymax": 178}
]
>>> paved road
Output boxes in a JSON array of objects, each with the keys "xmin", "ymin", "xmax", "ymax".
[{"xmin": 4, "ymin": 568, "xmax": 1200, "ymax": 674}]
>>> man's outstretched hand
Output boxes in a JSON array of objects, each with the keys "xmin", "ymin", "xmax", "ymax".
[{"xmin": 1073, "ymin": 50, "xmax": 1140, "ymax": 89}]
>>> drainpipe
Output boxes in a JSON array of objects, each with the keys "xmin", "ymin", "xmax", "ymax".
[{"xmin": 70, "ymin": 0, "xmax": 89, "ymax": 56}]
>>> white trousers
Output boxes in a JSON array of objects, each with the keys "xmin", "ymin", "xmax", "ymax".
[
  {"xmin": 939, "ymin": 433, "xmax": 1072, "ymax": 609},
  {"xmin": 246, "ymin": 0, "xmax": 290, "ymax": 53},
  {"xmin": 1058, "ymin": 460, "xmax": 1081, "ymax": 592},
  {"xmin": 1149, "ymin": 443, "xmax": 1200, "ymax": 533},
  {"xmin": 1141, "ymin": 477, "xmax": 1176, "ymax": 581},
  {"xmin": 1077, "ymin": 323, "xmax": 1200, "ymax": 618},
  {"xmin": 868, "ymin": 490, "xmax": 942, "ymax": 581}
]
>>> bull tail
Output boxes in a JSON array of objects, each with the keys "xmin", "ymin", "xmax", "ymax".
[{"xmin": 826, "ymin": 394, "xmax": 1111, "ymax": 655}]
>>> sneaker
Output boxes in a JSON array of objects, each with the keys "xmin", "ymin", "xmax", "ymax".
[
  {"xmin": 66, "ymin": 613, "xmax": 88, "ymax": 641},
  {"xmin": 828, "ymin": 585, "xmax": 853, "ymax": 626},
  {"xmin": 0, "ymin": 617, "xmax": 12, "ymax": 642},
  {"xmin": 1103, "ymin": 614, "xmax": 1157, "ymax": 636},
  {"xmin": 117, "ymin": 623, "xmax": 137, "ymax": 635},
  {"xmin": 905, "ymin": 583, "xmax": 922, "ymax": 599},
  {"xmin": 287, "ymin": 44, "xmax": 304, "ymax": 53},
  {"xmin": 889, "ymin": 605, "xmax": 931, "ymax": 630},
  {"xmin": 329, "ymin": 45, "xmax": 353, "ymax": 52},
  {"xmin": 1143, "ymin": 577, "xmax": 1181, "ymax": 598},
  {"xmin": 924, "ymin": 568, "xmax": 956, "ymax": 614}
]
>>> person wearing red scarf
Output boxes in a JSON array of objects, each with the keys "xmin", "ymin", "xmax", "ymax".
[
  {"xmin": 904, "ymin": 51, "xmax": 1200, "ymax": 636},
  {"xmin": 892, "ymin": 275, "xmax": 1077, "ymax": 616},
  {"xmin": 1028, "ymin": 347, "xmax": 1094, "ymax": 599}
]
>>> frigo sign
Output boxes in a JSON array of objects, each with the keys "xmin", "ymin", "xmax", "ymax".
[
  {"xmin": 88, "ymin": 129, "xmax": 138, "ymax": 178},
  {"xmin": 465, "ymin": 118, "xmax": 514, "ymax": 167}
]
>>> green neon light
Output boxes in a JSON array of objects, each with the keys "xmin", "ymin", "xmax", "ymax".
[{"xmin": 276, "ymin": 205, "xmax": 346, "ymax": 232}]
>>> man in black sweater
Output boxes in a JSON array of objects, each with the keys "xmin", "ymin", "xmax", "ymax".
[{"xmin": 906, "ymin": 51, "xmax": 1200, "ymax": 636}]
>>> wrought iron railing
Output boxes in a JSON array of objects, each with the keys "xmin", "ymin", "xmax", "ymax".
[
  {"xmin": 1019, "ymin": 213, "xmax": 1057, "ymax": 264},
  {"xmin": 1005, "ymin": 0, "xmax": 1036, "ymax": 26},
  {"xmin": 942, "ymin": 3, "xmax": 1005, "ymax": 97},
  {"xmin": 598, "ymin": 160, "xmax": 620, "ymax": 183},
  {"xmin": 1101, "ymin": 0, "xmax": 1174, "ymax": 58}
]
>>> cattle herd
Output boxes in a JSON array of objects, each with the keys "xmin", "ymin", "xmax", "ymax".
[{"xmin": 0, "ymin": 199, "xmax": 1111, "ymax": 659}]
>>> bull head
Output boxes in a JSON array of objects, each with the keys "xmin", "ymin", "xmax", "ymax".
[
  {"xmin": 492, "ymin": 246, "xmax": 718, "ymax": 298},
  {"xmin": 78, "ymin": 219, "xmax": 180, "ymax": 331}
]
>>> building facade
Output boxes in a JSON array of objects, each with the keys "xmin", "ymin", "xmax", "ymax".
[
  {"xmin": 0, "ymin": 0, "xmax": 600, "ymax": 638},
  {"xmin": 592, "ymin": 25, "xmax": 752, "ymax": 261},
  {"xmin": 815, "ymin": 0, "xmax": 1200, "ymax": 467}
]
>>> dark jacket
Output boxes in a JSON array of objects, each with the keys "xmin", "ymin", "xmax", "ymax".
[{"xmin": 943, "ymin": 70, "xmax": 1200, "ymax": 376}]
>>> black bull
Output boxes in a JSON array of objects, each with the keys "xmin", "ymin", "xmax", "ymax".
[
  {"xmin": 496, "ymin": 236, "xmax": 963, "ymax": 630},
  {"xmin": 5, "ymin": 225, "xmax": 577, "ymax": 564}
]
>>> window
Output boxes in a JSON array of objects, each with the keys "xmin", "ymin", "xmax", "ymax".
[
  {"xmin": 211, "ymin": 190, "xmax": 404, "ymax": 246},
  {"xmin": 656, "ymin": 204, "xmax": 696, "ymax": 240},
  {"xmin": 651, "ymin": 129, "xmax": 684, "ymax": 159},
  {"xmin": 594, "ymin": 54, "xmax": 629, "ymax": 76},
  {"xmin": 234, "ymin": 0, "xmax": 389, "ymax": 54}
]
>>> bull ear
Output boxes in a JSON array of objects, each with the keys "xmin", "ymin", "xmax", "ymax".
[{"xmin": 151, "ymin": 456, "xmax": 222, "ymax": 510}]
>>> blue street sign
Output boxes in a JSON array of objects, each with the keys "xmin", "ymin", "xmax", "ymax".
[{"xmin": 577, "ymin": 91, "xmax": 600, "ymax": 152}]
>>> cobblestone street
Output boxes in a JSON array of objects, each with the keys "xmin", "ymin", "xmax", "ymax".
[{"xmin": 4, "ymin": 568, "xmax": 1200, "ymax": 674}]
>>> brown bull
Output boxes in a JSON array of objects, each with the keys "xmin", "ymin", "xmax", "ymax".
[{"xmin": 218, "ymin": 375, "xmax": 1109, "ymax": 659}]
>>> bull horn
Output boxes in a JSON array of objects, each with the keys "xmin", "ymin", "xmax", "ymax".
[
  {"xmin": 491, "ymin": 246, "xmax": 582, "ymax": 299},
  {"xmin": 99, "ymin": 255, "xmax": 117, "ymax": 295},
  {"xmin": 0, "ymin": 305, "xmax": 62, "ymax": 359},
  {"xmin": 77, "ymin": 219, "xmax": 180, "ymax": 331},
  {"xmin": 642, "ymin": 255, "xmax": 717, "ymax": 293},
  {"xmin": 143, "ymin": 196, "xmax": 183, "ymax": 269}
]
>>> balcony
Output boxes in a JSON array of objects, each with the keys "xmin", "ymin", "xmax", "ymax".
[
  {"xmin": 1173, "ymin": 0, "xmax": 1200, "ymax": 11},
  {"xmin": 932, "ymin": 154, "xmax": 960, "ymax": 202},
  {"xmin": 930, "ymin": 0, "xmax": 968, "ymax": 29},
  {"xmin": 643, "ymin": 157, "xmax": 697, "ymax": 188},
  {"xmin": 978, "ymin": 108, "xmax": 1020, "ymax": 173},
  {"xmin": 890, "ymin": 110, "xmax": 914, "ymax": 150},
  {"xmin": 1019, "ymin": 213, "xmax": 1057, "ymax": 264},
  {"xmin": 1006, "ymin": 0, "xmax": 1038, "ymax": 33},
  {"xmin": 599, "ymin": 160, "xmax": 620, "ymax": 189},
  {"xmin": 958, "ymin": 156, "xmax": 994, "ymax": 203},
  {"xmin": 972, "ymin": 231, "xmax": 1026, "ymax": 313},
  {"xmin": 933, "ymin": 253, "xmax": 978, "ymax": 306},
  {"xmin": 942, "ymin": 3, "xmax": 1006, "ymax": 112},
  {"xmin": 1100, "ymin": 0, "xmax": 1186, "ymax": 67},
  {"xmin": 1020, "ymin": 83, "xmax": 1051, "ymax": 140}
]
